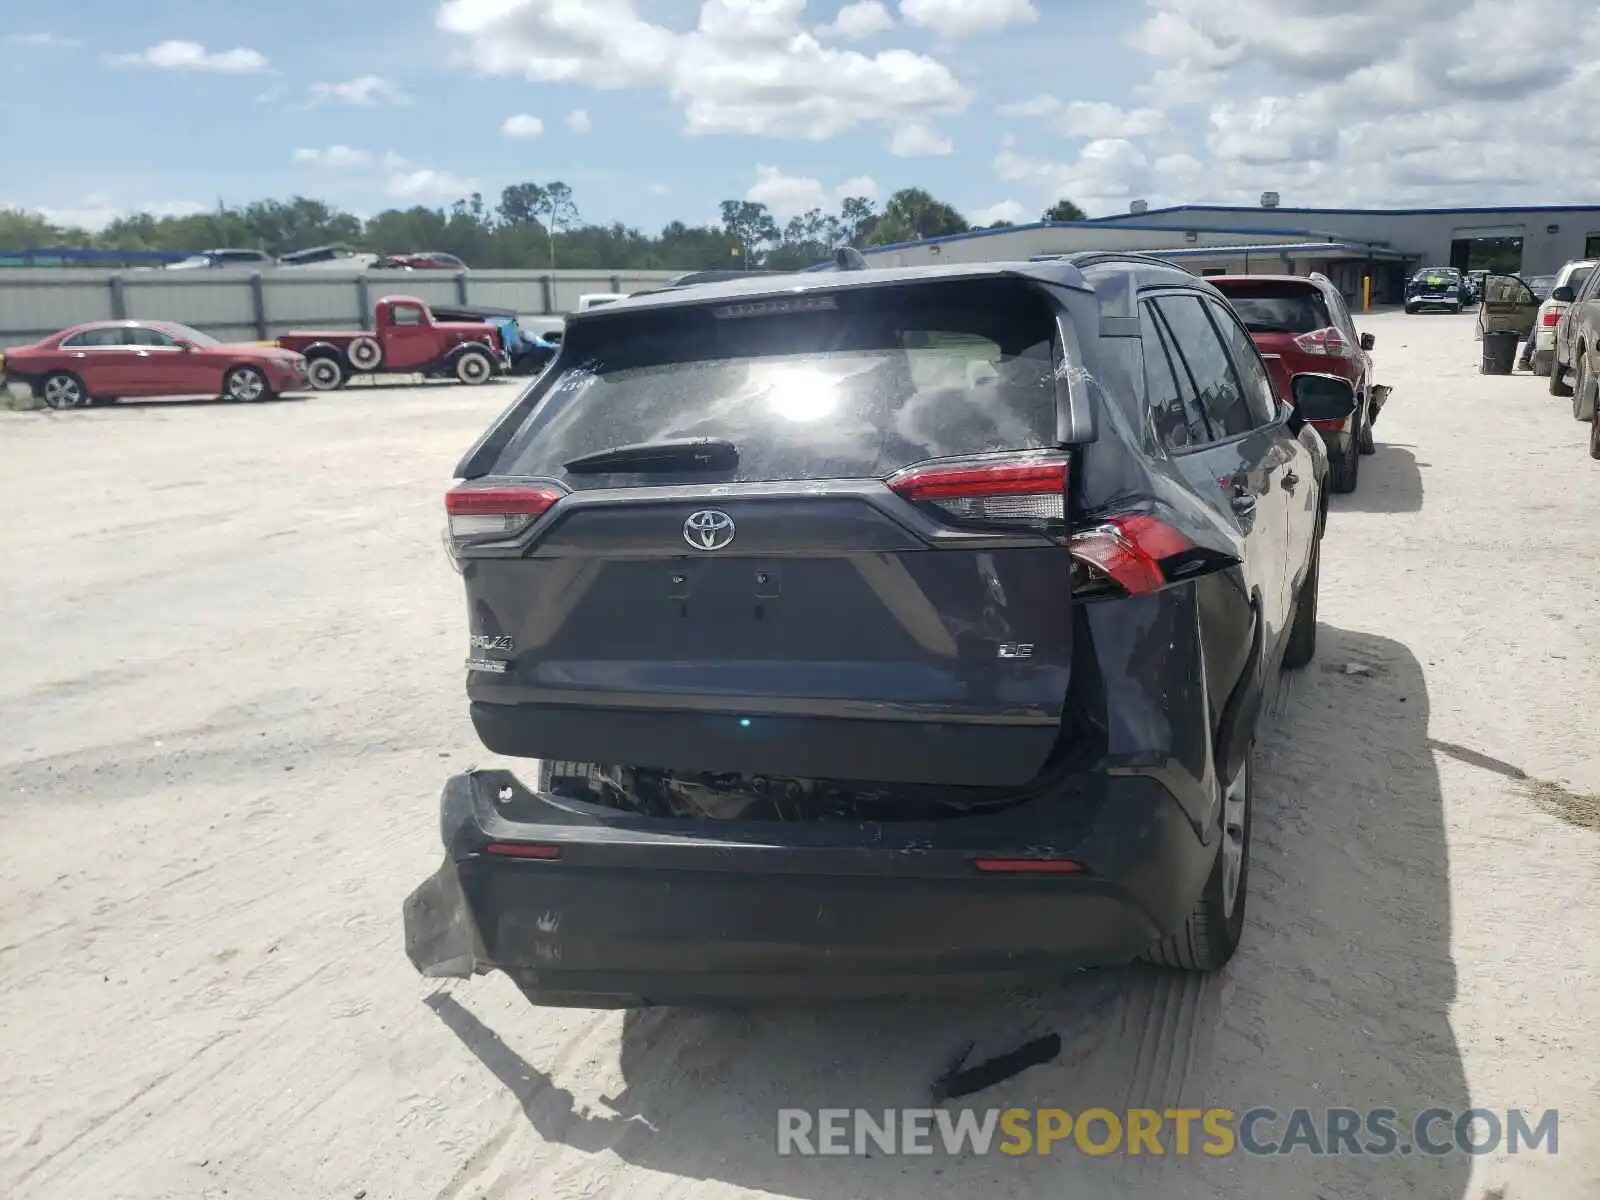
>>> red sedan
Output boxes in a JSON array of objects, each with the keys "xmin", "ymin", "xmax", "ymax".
[{"xmin": 1, "ymin": 320, "xmax": 309, "ymax": 409}]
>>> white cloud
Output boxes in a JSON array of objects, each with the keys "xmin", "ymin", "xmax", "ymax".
[
  {"xmin": 501, "ymin": 112, "xmax": 545, "ymax": 137},
  {"xmin": 7, "ymin": 32, "xmax": 81, "ymax": 47},
  {"xmin": 1114, "ymin": 0, "xmax": 1600, "ymax": 207},
  {"xmin": 387, "ymin": 168, "xmax": 478, "ymax": 200},
  {"xmin": 648, "ymin": 182, "xmax": 670, "ymax": 195},
  {"xmin": 971, "ymin": 199, "xmax": 1027, "ymax": 225},
  {"xmin": 995, "ymin": 138, "xmax": 1152, "ymax": 214},
  {"xmin": 382, "ymin": 151, "xmax": 410, "ymax": 170},
  {"xmin": 746, "ymin": 165, "xmax": 829, "ymax": 218},
  {"xmin": 292, "ymin": 145, "xmax": 374, "ymax": 168},
  {"xmin": 566, "ymin": 108, "xmax": 592, "ymax": 132},
  {"xmin": 9, "ymin": 194, "xmax": 205, "ymax": 230},
  {"xmin": 437, "ymin": 0, "xmax": 971, "ymax": 140},
  {"xmin": 835, "ymin": 174, "xmax": 878, "ymax": 199},
  {"xmin": 1058, "ymin": 100, "xmax": 1166, "ymax": 138},
  {"xmin": 817, "ymin": 1, "xmax": 894, "ymax": 37},
  {"xmin": 888, "ymin": 121, "xmax": 953, "ymax": 156},
  {"xmin": 997, "ymin": 94, "xmax": 1060, "ymax": 118},
  {"xmin": 897, "ymin": 0, "xmax": 1037, "ymax": 38},
  {"xmin": 110, "ymin": 40, "xmax": 268, "ymax": 72},
  {"xmin": 745, "ymin": 166, "xmax": 878, "ymax": 218},
  {"xmin": 308, "ymin": 75, "xmax": 410, "ymax": 106}
]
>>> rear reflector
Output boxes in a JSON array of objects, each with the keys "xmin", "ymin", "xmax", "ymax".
[
  {"xmin": 1292, "ymin": 327, "xmax": 1351, "ymax": 357},
  {"xmin": 886, "ymin": 456, "xmax": 1067, "ymax": 531},
  {"xmin": 482, "ymin": 842, "xmax": 563, "ymax": 860},
  {"xmin": 445, "ymin": 483, "xmax": 567, "ymax": 544},
  {"xmin": 1069, "ymin": 514, "xmax": 1194, "ymax": 598},
  {"xmin": 973, "ymin": 857, "xmax": 1083, "ymax": 874}
]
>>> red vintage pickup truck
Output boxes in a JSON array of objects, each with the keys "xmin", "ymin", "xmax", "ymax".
[{"xmin": 276, "ymin": 295, "xmax": 508, "ymax": 390}]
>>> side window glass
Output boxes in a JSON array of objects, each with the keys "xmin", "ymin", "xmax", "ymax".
[
  {"xmin": 1154, "ymin": 295, "xmax": 1257, "ymax": 438},
  {"xmin": 1205, "ymin": 299, "xmax": 1278, "ymax": 427},
  {"xmin": 125, "ymin": 327, "xmax": 177, "ymax": 347},
  {"xmin": 1140, "ymin": 301, "xmax": 1211, "ymax": 450},
  {"xmin": 67, "ymin": 327, "xmax": 129, "ymax": 347},
  {"xmin": 390, "ymin": 305, "xmax": 424, "ymax": 326}
]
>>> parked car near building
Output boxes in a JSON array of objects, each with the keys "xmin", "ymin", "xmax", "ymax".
[
  {"xmin": 1549, "ymin": 265, "xmax": 1600, "ymax": 433},
  {"xmin": 1209, "ymin": 272, "xmax": 1385, "ymax": 494},
  {"xmin": 1404, "ymin": 266, "xmax": 1468, "ymax": 313},
  {"xmin": 374, "ymin": 252, "xmax": 468, "ymax": 271},
  {"xmin": 161, "ymin": 248, "xmax": 276, "ymax": 271},
  {"xmin": 403, "ymin": 252, "xmax": 1354, "ymax": 1005},
  {"xmin": 1, "ymin": 320, "xmax": 307, "ymax": 408},
  {"xmin": 430, "ymin": 303, "xmax": 558, "ymax": 376},
  {"xmin": 275, "ymin": 295, "xmax": 507, "ymax": 389},
  {"xmin": 1533, "ymin": 260, "xmax": 1597, "ymax": 377},
  {"xmin": 276, "ymin": 244, "xmax": 380, "ymax": 271}
]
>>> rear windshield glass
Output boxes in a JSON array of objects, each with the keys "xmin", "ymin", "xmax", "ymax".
[
  {"xmin": 491, "ymin": 278, "xmax": 1062, "ymax": 484},
  {"xmin": 1210, "ymin": 283, "xmax": 1332, "ymax": 334}
]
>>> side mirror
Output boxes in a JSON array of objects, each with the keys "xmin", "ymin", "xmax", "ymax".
[
  {"xmin": 1552, "ymin": 285, "xmax": 1575, "ymax": 303},
  {"xmin": 1359, "ymin": 332, "xmax": 1375, "ymax": 351},
  {"xmin": 1290, "ymin": 373, "xmax": 1357, "ymax": 423}
]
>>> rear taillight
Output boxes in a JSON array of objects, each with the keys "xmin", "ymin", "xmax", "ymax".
[
  {"xmin": 1292, "ymin": 327, "xmax": 1351, "ymax": 357},
  {"xmin": 886, "ymin": 455, "xmax": 1067, "ymax": 532},
  {"xmin": 1068, "ymin": 514, "xmax": 1197, "ymax": 599},
  {"xmin": 444, "ymin": 483, "xmax": 567, "ymax": 549},
  {"xmin": 1542, "ymin": 310, "xmax": 1561, "ymax": 326}
]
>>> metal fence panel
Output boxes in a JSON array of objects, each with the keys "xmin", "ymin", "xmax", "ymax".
[{"xmin": 0, "ymin": 268, "xmax": 682, "ymax": 345}]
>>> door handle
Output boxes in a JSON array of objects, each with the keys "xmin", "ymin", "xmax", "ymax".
[{"xmin": 1283, "ymin": 470, "xmax": 1300, "ymax": 492}]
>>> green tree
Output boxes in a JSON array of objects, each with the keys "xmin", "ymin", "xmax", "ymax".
[
  {"xmin": 1043, "ymin": 199, "xmax": 1087, "ymax": 222},
  {"xmin": 864, "ymin": 188, "xmax": 969, "ymax": 246},
  {"xmin": 719, "ymin": 200, "xmax": 780, "ymax": 268},
  {"xmin": 535, "ymin": 182, "xmax": 579, "ymax": 268}
]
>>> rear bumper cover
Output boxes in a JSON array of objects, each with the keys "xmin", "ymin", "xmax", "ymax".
[{"xmin": 402, "ymin": 765, "xmax": 1218, "ymax": 1004}]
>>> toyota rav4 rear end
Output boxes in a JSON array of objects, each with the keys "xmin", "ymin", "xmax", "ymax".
[{"xmin": 405, "ymin": 261, "xmax": 1261, "ymax": 1006}]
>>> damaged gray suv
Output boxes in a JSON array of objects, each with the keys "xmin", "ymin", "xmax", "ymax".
[{"xmin": 404, "ymin": 253, "xmax": 1348, "ymax": 1007}]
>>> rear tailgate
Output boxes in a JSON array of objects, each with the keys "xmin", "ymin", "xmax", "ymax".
[
  {"xmin": 1209, "ymin": 279, "xmax": 1335, "ymax": 401},
  {"xmin": 452, "ymin": 278, "xmax": 1077, "ymax": 787}
]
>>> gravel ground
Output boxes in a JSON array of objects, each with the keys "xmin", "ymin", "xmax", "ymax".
[{"xmin": 1, "ymin": 315, "xmax": 1597, "ymax": 1200}]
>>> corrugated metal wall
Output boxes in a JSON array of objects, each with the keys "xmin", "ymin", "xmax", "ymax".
[{"xmin": 0, "ymin": 268, "xmax": 681, "ymax": 344}]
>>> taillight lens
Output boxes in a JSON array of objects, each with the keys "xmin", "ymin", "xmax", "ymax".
[
  {"xmin": 1292, "ymin": 327, "xmax": 1351, "ymax": 357},
  {"xmin": 885, "ymin": 455, "xmax": 1067, "ymax": 532},
  {"xmin": 1542, "ymin": 310, "xmax": 1561, "ymax": 326},
  {"xmin": 1068, "ymin": 514, "xmax": 1196, "ymax": 598},
  {"xmin": 444, "ymin": 482, "xmax": 566, "ymax": 550}
]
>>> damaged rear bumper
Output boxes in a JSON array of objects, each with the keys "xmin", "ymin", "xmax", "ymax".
[{"xmin": 402, "ymin": 766, "xmax": 1216, "ymax": 1006}]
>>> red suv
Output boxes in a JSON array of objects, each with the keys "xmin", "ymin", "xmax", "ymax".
[{"xmin": 1208, "ymin": 273, "xmax": 1384, "ymax": 494}]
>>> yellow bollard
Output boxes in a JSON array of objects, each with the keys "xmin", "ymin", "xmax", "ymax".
[{"xmin": 1363, "ymin": 275, "xmax": 1372, "ymax": 313}]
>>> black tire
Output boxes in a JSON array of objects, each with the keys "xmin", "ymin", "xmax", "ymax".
[
  {"xmin": 1329, "ymin": 421, "xmax": 1360, "ymax": 493},
  {"xmin": 1590, "ymin": 410, "xmax": 1600, "ymax": 460},
  {"xmin": 223, "ymin": 365, "xmax": 271, "ymax": 402},
  {"xmin": 305, "ymin": 354, "xmax": 346, "ymax": 391},
  {"xmin": 1575, "ymin": 353, "xmax": 1595, "ymax": 422},
  {"xmin": 1142, "ymin": 741, "xmax": 1253, "ymax": 972},
  {"xmin": 1550, "ymin": 351, "xmax": 1573, "ymax": 396},
  {"xmin": 1359, "ymin": 421, "xmax": 1376, "ymax": 455},
  {"xmin": 39, "ymin": 371, "xmax": 89, "ymax": 409},
  {"xmin": 1281, "ymin": 535, "xmax": 1319, "ymax": 670},
  {"xmin": 1532, "ymin": 351, "xmax": 1552, "ymax": 378},
  {"xmin": 453, "ymin": 347, "xmax": 494, "ymax": 385},
  {"xmin": 1404, "ymin": 303, "xmax": 1418, "ymax": 314}
]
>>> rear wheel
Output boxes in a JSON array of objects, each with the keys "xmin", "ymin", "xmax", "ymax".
[
  {"xmin": 1575, "ymin": 353, "xmax": 1596, "ymax": 421},
  {"xmin": 224, "ymin": 365, "xmax": 270, "ymax": 402},
  {"xmin": 346, "ymin": 335, "xmax": 383, "ymax": 372},
  {"xmin": 305, "ymin": 355, "xmax": 346, "ymax": 391},
  {"xmin": 1590, "ymin": 411, "xmax": 1600, "ymax": 460},
  {"xmin": 1281, "ymin": 535, "xmax": 1319, "ymax": 670},
  {"xmin": 454, "ymin": 347, "xmax": 494, "ymax": 385},
  {"xmin": 1551, "ymin": 350, "xmax": 1573, "ymax": 396},
  {"xmin": 40, "ymin": 372, "xmax": 89, "ymax": 409},
  {"xmin": 1329, "ymin": 420, "xmax": 1360, "ymax": 493},
  {"xmin": 1359, "ymin": 421, "xmax": 1376, "ymax": 455},
  {"xmin": 1142, "ymin": 742, "xmax": 1252, "ymax": 972}
]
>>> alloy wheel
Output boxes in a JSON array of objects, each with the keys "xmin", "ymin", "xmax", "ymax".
[
  {"xmin": 227, "ymin": 368, "xmax": 265, "ymax": 401},
  {"xmin": 42, "ymin": 375, "xmax": 87, "ymax": 409}
]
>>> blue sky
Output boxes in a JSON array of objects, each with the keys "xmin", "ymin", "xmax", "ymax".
[{"xmin": 4, "ymin": 0, "xmax": 1597, "ymax": 232}]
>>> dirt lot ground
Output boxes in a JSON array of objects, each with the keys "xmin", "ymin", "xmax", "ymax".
[{"xmin": 2, "ymin": 314, "xmax": 1598, "ymax": 1200}]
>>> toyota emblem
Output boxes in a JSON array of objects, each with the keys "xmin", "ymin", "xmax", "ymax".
[{"xmin": 683, "ymin": 509, "xmax": 736, "ymax": 551}]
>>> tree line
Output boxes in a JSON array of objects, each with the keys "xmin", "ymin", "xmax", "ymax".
[{"xmin": 0, "ymin": 184, "xmax": 1089, "ymax": 271}]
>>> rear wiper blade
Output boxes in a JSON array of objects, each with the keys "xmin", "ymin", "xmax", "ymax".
[{"xmin": 563, "ymin": 438, "xmax": 738, "ymax": 473}]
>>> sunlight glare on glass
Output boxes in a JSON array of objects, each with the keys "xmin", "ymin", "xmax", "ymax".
[{"xmin": 760, "ymin": 366, "xmax": 839, "ymax": 423}]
